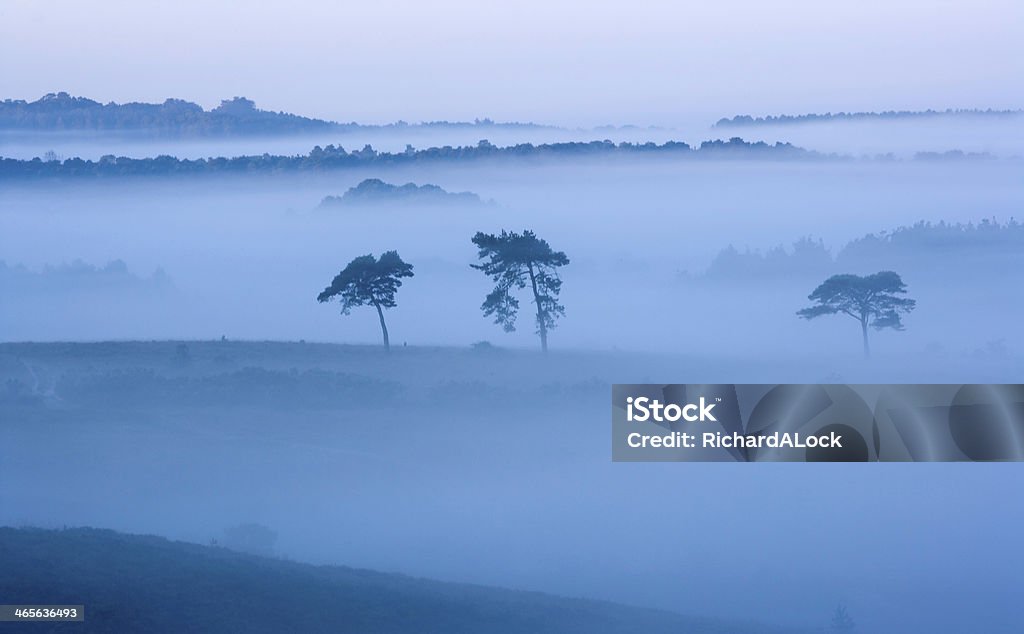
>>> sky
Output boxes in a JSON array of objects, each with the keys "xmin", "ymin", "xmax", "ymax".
[{"xmin": 0, "ymin": 0, "xmax": 1021, "ymax": 127}]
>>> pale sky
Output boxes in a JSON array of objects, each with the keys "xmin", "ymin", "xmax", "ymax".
[{"xmin": 1, "ymin": 0, "xmax": 1021, "ymax": 126}]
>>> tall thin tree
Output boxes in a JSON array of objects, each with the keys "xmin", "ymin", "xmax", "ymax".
[{"xmin": 471, "ymin": 230, "xmax": 569, "ymax": 352}]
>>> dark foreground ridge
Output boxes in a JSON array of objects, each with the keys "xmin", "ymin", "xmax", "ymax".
[
  {"xmin": 0, "ymin": 527, "xmax": 793, "ymax": 634},
  {"xmin": 0, "ymin": 137, "xmax": 825, "ymax": 180}
]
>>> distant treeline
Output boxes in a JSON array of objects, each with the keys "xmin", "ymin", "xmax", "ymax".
[
  {"xmin": 0, "ymin": 138, "xmax": 824, "ymax": 179},
  {"xmin": 703, "ymin": 219, "xmax": 1024, "ymax": 280},
  {"xmin": 0, "ymin": 259, "xmax": 170, "ymax": 293},
  {"xmin": 840, "ymin": 218, "xmax": 1024, "ymax": 261},
  {"xmin": 0, "ymin": 93, "xmax": 334, "ymax": 136},
  {"xmin": 715, "ymin": 108, "xmax": 1023, "ymax": 127},
  {"xmin": 0, "ymin": 92, "xmax": 553, "ymax": 136}
]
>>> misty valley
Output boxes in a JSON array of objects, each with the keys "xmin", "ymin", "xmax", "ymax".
[
  {"xmin": 2, "ymin": 92, "xmax": 1024, "ymax": 633},
  {"xmin": 3, "ymin": 154, "xmax": 1022, "ymax": 362}
]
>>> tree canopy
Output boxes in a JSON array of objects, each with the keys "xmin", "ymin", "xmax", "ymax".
[
  {"xmin": 317, "ymin": 251, "xmax": 413, "ymax": 350},
  {"xmin": 797, "ymin": 271, "xmax": 916, "ymax": 357},
  {"xmin": 471, "ymin": 230, "xmax": 569, "ymax": 352}
]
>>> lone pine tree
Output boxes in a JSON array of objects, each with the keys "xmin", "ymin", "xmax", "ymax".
[
  {"xmin": 798, "ymin": 271, "xmax": 916, "ymax": 358},
  {"xmin": 317, "ymin": 251, "xmax": 414, "ymax": 351},
  {"xmin": 471, "ymin": 230, "xmax": 569, "ymax": 353}
]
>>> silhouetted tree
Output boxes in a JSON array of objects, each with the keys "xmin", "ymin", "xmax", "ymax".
[
  {"xmin": 830, "ymin": 604, "xmax": 856, "ymax": 632},
  {"xmin": 471, "ymin": 230, "xmax": 569, "ymax": 352},
  {"xmin": 317, "ymin": 251, "xmax": 413, "ymax": 351},
  {"xmin": 798, "ymin": 271, "xmax": 916, "ymax": 358}
]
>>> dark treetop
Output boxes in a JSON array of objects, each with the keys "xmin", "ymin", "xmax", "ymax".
[
  {"xmin": 797, "ymin": 271, "xmax": 916, "ymax": 329},
  {"xmin": 317, "ymin": 251, "xmax": 414, "ymax": 314},
  {"xmin": 797, "ymin": 271, "xmax": 916, "ymax": 357},
  {"xmin": 317, "ymin": 251, "xmax": 414, "ymax": 350}
]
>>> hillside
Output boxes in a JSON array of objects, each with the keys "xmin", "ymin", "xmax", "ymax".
[
  {"xmin": 0, "ymin": 93, "xmax": 554, "ymax": 137},
  {"xmin": 320, "ymin": 178, "xmax": 487, "ymax": 208},
  {"xmin": 0, "ymin": 527, "xmax": 790, "ymax": 634},
  {"xmin": 0, "ymin": 93, "xmax": 335, "ymax": 136}
]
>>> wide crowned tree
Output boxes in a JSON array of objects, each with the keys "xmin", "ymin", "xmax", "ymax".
[
  {"xmin": 797, "ymin": 271, "xmax": 916, "ymax": 358},
  {"xmin": 471, "ymin": 230, "xmax": 569, "ymax": 352},
  {"xmin": 317, "ymin": 251, "xmax": 413, "ymax": 351}
]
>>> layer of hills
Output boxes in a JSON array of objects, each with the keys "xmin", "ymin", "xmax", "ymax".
[
  {"xmin": 5, "ymin": 93, "xmax": 1020, "ymax": 140},
  {"xmin": 0, "ymin": 138, "xmax": 825, "ymax": 179},
  {"xmin": 0, "ymin": 527, "xmax": 793, "ymax": 634},
  {"xmin": 319, "ymin": 179, "xmax": 487, "ymax": 208},
  {"xmin": 0, "ymin": 259, "xmax": 170, "ymax": 294},
  {"xmin": 698, "ymin": 219, "xmax": 1024, "ymax": 282},
  {"xmin": 716, "ymin": 108, "xmax": 1023, "ymax": 127},
  {"xmin": 3, "ymin": 135, "xmax": 1003, "ymax": 180},
  {"xmin": 0, "ymin": 92, "xmax": 551, "ymax": 136}
]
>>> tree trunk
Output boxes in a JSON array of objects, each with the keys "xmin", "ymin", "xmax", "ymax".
[
  {"xmin": 860, "ymin": 316, "xmax": 870, "ymax": 359},
  {"xmin": 527, "ymin": 264, "xmax": 548, "ymax": 353},
  {"xmin": 373, "ymin": 302, "xmax": 390, "ymax": 351}
]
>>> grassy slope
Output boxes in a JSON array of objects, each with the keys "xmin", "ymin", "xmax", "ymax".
[
  {"xmin": 0, "ymin": 527, "xmax": 789, "ymax": 634},
  {"xmin": 0, "ymin": 342, "xmax": 814, "ymax": 633},
  {"xmin": 0, "ymin": 339, "xmax": 800, "ymax": 397}
]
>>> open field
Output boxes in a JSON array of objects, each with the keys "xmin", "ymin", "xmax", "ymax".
[{"xmin": 3, "ymin": 341, "xmax": 1023, "ymax": 632}]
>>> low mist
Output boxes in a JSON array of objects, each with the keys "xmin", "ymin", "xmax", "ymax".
[
  {"xmin": 2, "ymin": 155, "xmax": 1022, "ymax": 359},
  {"xmin": 3, "ymin": 128, "xmax": 1024, "ymax": 634}
]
